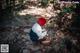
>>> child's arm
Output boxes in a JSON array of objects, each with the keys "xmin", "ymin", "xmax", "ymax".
[{"xmin": 36, "ymin": 29, "xmax": 48, "ymax": 39}]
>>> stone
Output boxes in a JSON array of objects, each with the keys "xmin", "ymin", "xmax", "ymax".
[
  {"xmin": 23, "ymin": 49, "xmax": 30, "ymax": 53},
  {"xmin": 24, "ymin": 29, "xmax": 31, "ymax": 33}
]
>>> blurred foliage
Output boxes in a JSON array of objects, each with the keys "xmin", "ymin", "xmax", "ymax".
[{"xmin": 41, "ymin": 0, "xmax": 49, "ymax": 7}]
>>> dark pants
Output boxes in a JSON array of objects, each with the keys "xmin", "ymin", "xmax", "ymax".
[{"xmin": 29, "ymin": 29, "xmax": 39, "ymax": 43}]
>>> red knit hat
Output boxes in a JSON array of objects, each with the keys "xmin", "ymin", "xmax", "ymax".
[{"xmin": 38, "ymin": 17, "xmax": 46, "ymax": 26}]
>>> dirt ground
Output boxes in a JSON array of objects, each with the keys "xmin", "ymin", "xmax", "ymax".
[{"xmin": 0, "ymin": 0, "xmax": 80, "ymax": 53}]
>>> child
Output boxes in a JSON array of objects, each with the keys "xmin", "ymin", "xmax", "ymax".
[{"xmin": 29, "ymin": 17, "xmax": 51, "ymax": 45}]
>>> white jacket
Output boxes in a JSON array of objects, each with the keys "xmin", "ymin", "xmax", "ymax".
[{"xmin": 32, "ymin": 23, "xmax": 47, "ymax": 39}]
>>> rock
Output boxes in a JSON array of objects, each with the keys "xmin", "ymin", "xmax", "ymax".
[
  {"xmin": 23, "ymin": 49, "xmax": 30, "ymax": 53},
  {"xmin": 24, "ymin": 29, "xmax": 31, "ymax": 33}
]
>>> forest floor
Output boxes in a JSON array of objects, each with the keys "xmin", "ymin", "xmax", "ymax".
[{"xmin": 0, "ymin": 1, "xmax": 79, "ymax": 53}]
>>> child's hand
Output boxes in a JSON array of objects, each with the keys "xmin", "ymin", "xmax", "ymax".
[
  {"xmin": 42, "ymin": 31, "xmax": 47, "ymax": 35},
  {"xmin": 42, "ymin": 29, "xmax": 46, "ymax": 31},
  {"xmin": 42, "ymin": 29, "xmax": 47, "ymax": 33}
]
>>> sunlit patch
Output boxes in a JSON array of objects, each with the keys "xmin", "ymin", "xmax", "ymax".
[{"xmin": 17, "ymin": 4, "xmax": 57, "ymax": 18}]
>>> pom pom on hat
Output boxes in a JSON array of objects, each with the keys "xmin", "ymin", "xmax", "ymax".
[{"xmin": 38, "ymin": 17, "xmax": 46, "ymax": 26}]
